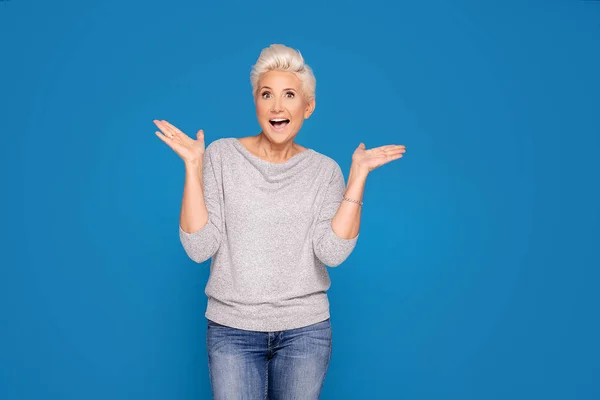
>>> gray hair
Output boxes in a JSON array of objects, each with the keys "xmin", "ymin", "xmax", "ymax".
[{"xmin": 250, "ymin": 44, "xmax": 316, "ymax": 103}]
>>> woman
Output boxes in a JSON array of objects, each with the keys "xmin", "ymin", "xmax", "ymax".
[{"xmin": 154, "ymin": 44, "xmax": 406, "ymax": 399}]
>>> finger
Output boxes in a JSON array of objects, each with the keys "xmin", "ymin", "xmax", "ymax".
[
  {"xmin": 154, "ymin": 131, "xmax": 188, "ymax": 156},
  {"xmin": 164, "ymin": 120, "xmax": 198, "ymax": 147},
  {"xmin": 375, "ymin": 153, "xmax": 403, "ymax": 166},
  {"xmin": 154, "ymin": 120, "xmax": 175, "ymax": 139},
  {"xmin": 155, "ymin": 130, "xmax": 174, "ymax": 144},
  {"xmin": 385, "ymin": 147, "xmax": 406, "ymax": 156},
  {"xmin": 388, "ymin": 150, "xmax": 406, "ymax": 157},
  {"xmin": 162, "ymin": 120, "xmax": 186, "ymax": 136},
  {"xmin": 154, "ymin": 125, "xmax": 171, "ymax": 140},
  {"xmin": 376, "ymin": 145, "xmax": 405, "ymax": 151},
  {"xmin": 155, "ymin": 120, "xmax": 185, "ymax": 141}
]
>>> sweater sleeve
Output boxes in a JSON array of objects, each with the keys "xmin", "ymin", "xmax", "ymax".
[
  {"xmin": 179, "ymin": 142, "xmax": 224, "ymax": 263},
  {"xmin": 312, "ymin": 162, "xmax": 359, "ymax": 267}
]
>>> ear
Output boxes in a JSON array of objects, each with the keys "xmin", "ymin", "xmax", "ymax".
[{"xmin": 304, "ymin": 98, "xmax": 316, "ymax": 119}]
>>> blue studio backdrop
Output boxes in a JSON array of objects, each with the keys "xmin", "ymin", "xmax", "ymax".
[{"xmin": 1, "ymin": 0, "xmax": 599, "ymax": 399}]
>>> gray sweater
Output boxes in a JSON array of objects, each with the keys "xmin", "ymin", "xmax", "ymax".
[{"xmin": 179, "ymin": 138, "xmax": 359, "ymax": 332}]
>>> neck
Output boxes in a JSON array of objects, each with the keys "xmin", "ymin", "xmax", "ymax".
[{"xmin": 255, "ymin": 133, "xmax": 298, "ymax": 162}]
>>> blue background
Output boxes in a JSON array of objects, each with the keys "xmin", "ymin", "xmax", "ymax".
[{"xmin": 1, "ymin": 0, "xmax": 599, "ymax": 399}]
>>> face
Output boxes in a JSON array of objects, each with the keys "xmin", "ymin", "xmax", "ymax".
[{"xmin": 254, "ymin": 70, "xmax": 315, "ymax": 143}]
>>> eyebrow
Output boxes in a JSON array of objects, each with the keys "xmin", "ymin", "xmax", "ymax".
[{"xmin": 260, "ymin": 86, "xmax": 297, "ymax": 92}]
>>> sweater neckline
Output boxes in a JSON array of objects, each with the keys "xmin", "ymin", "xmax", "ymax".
[{"xmin": 231, "ymin": 138, "xmax": 314, "ymax": 167}]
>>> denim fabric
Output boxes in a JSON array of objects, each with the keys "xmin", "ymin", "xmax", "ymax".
[{"xmin": 206, "ymin": 318, "xmax": 332, "ymax": 399}]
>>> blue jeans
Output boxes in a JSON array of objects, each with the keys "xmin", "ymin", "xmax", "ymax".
[{"xmin": 206, "ymin": 318, "xmax": 332, "ymax": 399}]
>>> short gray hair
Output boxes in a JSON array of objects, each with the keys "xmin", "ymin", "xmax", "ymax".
[{"xmin": 250, "ymin": 44, "xmax": 316, "ymax": 103}]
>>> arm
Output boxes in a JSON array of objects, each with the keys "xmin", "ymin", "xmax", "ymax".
[
  {"xmin": 312, "ymin": 163, "xmax": 363, "ymax": 267},
  {"xmin": 331, "ymin": 164, "xmax": 367, "ymax": 240},
  {"xmin": 180, "ymin": 162, "xmax": 208, "ymax": 234},
  {"xmin": 179, "ymin": 144, "xmax": 224, "ymax": 263},
  {"xmin": 313, "ymin": 141, "xmax": 406, "ymax": 267}
]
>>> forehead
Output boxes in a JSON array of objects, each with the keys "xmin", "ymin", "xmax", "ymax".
[{"xmin": 258, "ymin": 71, "xmax": 302, "ymax": 89}]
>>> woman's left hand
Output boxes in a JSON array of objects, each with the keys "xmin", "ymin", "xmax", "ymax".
[{"xmin": 351, "ymin": 142, "xmax": 406, "ymax": 174}]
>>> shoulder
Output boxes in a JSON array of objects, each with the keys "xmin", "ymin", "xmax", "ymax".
[
  {"xmin": 205, "ymin": 137, "xmax": 231, "ymax": 152},
  {"xmin": 308, "ymin": 147, "xmax": 334, "ymax": 165},
  {"xmin": 311, "ymin": 148, "xmax": 342, "ymax": 170},
  {"xmin": 308, "ymin": 148, "xmax": 344, "ymax": 184},
  {"xmin": 200, "ymin": 138, "xmax": 234, "ymax": 170},
  {"xmin": 203, "ymin": 137, "xmax": 238, "ymax": 159}
]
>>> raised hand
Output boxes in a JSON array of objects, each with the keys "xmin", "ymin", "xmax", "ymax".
[
  {"xmin": 351, "ymin": 142, "xmax": 406, "ymax": 174},
  {"xmin": 154, "ymin": 120, "xmax": 206, "ymax": 166}
]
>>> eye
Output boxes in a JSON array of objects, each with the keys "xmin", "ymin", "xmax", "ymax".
[
  {"xmin": 261, "ymin": 91, "xmax": 271, "ymax": 99},
  {"xmin": 285, "ymin": 91, "xmax": 295, "ymax": 98}
]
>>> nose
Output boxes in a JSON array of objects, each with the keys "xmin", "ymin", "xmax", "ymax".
[{"xmin": 270, "ymin": 98, "xmax": 284, "ymax": 113}]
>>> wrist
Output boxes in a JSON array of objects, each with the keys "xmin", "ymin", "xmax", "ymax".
[
  {"xmin": 349, "ymin": 164, "xmax": 369, "ymax": 181},
  {"xmin": 185, "ymin": 160, "xmax": 203, "ymax": 170},
  {"xmin": 184, "ymin": 163, "xmax": 203, "ymax": 179}
]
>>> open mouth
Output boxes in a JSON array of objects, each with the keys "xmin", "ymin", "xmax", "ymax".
[{"xmin": 269, "ymin": 118, "xmax": 290, "ymax": 130}]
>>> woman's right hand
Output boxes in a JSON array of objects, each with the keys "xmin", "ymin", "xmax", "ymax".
[{"xmin": 154, "ymin": 120, "xmax": 205, "ymax": 166}]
